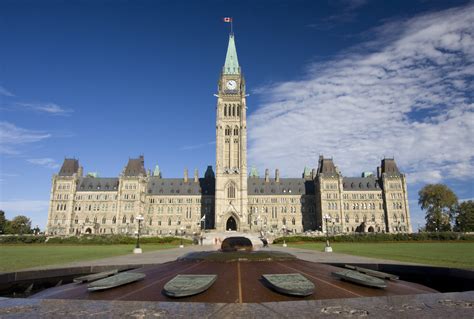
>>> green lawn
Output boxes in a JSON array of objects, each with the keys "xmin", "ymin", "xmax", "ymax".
[
  {"xmin": 286, "ymin": 242, "xmax": 474, "ymax": 269},
  {"xmin": 0, "ymin": 244, "xmax": 175, "ymax": 272}
]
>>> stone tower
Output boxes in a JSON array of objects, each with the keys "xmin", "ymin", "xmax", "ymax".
[{"xmin": 214, "ymin": 33, "xmax": 249, "ymax": 231}]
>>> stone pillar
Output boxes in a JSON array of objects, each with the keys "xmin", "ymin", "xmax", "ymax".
[
  {"xmin": 184, "ymin": 168, "xmax": 188, "ymax": 183},
  {"xmin": 194, "ymin": 169, "xmax": 199, "ymax": 183}
]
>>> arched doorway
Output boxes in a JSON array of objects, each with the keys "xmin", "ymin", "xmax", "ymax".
[
  {"xmin": 85, "ymin": 228, "xmax": 92, "ymax": 234},
  {"xmin": 368, "ymin": 226, "xmax": 374, "ymax": 233},
  {"xmin": 226, "ymin": 216, "xmax": 237, "ymax": 231}
]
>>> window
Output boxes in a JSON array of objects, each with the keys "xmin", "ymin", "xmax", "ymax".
[
  {"xmin": 102, "ymin": 217, "xmax": 106, "ymax": 224},
  {"xmin": 345, "ymin": 214, "xmax": 349, "ymax": 223},
  {"xmin": 224, "ymin": 105, "xmax": 227, "ymax": 116},
  {"xmin": 234, "ymin": 127, "xmax": 239, "ymax": 135},
  {"xmin": 112, "ymin": 216, "xmax": 116, "ymax": 224},
  {"xmin": 227, "ymin": 183, "xmax": 236, "ymax": 198},
  {"xmin": 168, "ymin": 218, "xmax": 171, "ymax": 226},
  {"xmin": 122, "ymin": 216, "xmax": 126, "ymax": 224}
]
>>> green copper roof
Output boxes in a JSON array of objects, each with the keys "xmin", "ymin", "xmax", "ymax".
[
  {"xmin": 249, "ymin": 166, "xmax": 259, "ymax": 178},
  {"xmin": 153, "ymin": 165, "xmax": 161, "ymax": 178},
  {"xmin": 223, "ymin": 34, "xmax": 240, "ymax": 74}
]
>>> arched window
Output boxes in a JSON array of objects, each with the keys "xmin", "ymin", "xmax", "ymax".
[
  {"xmin": 130, "ymin": 216, "xmax": 135, "ymax": 223},
  {"xmin": 282, "ymin": 217, "xmax": 286, "ymax": 225},
  {"xmin": 168, "ymin": 218, "xmax": 171, "ymax": 226},
  {"xmin": 122, "ymin": 216, "xmax": 126, "ymax": 223},
  {"xmin": 227, "ymin": 183, "xmax": 236, "ymax": 198},
  {"xmin": 292, "ymin": 217, "xmax": 296, "ymax": 225},
  {"xmin": 225, "ymin": 126, "xmax": 231, "ymax": 136},
  {"xmin": 85, "ymin": 217, "xmax": 90, "ymax": 223},
  {"xmin": 232, "ymin": 105, "xmax": 236, "ymax": 116},
  {"xmin": 401, "ymin": 214, "xmax": 405, "ymax": 222},
  {"xmin": 345, "ymin": 214, "xmax": 349, "ymax": 223},
  {"xmin": 93, "ymin": 216, "xmax": 97, "ymax": 223},
  {"xmin": 149, "ymin": 218, "xmax": 152, "ymax": 226},
  {"xmin": 74, "ymin": 216, "xmax": 78, "ymax": 224},
  {"xmin": 234, "ymin": 127, "xmax": 239, "ymax": 135},
  {"xmin": 224, "ymin": 105, "xmax": 227, "ymax": 117},
  {"xmin": 371, "ymin": 214, "xmax": 375, "ymax": 222},
  {"xmin": 112, "ymin": 216, "xmax": 116, "ymax": 224},
  {"xmin": 102, "ymin": 217, "xmax": 106, "ymax": 224},
  {"xmin": 237, "ymin": 105, "xmax": 240, "ymax": 116},
  {"xmin": 355, "ymin": 215, "xmax": 359, "ymax": 223}
]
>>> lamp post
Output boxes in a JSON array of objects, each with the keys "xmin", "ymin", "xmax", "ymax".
[
  {"xmin": 133, "ymin": 215, "xmax": 144, "ymax": 254},
  {"xmin": 282, "ymin": 224, "xmax": 287, "ymax": 247},
  {"xmin": 323, "ymin": 214, "xmax": 332, "ymax": 252},
  {"xmin": 180, "ymin": 226, "xmax": 184, "ymax": 248}
]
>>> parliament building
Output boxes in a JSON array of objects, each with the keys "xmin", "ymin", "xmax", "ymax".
[{"xmin": 46, "ymin": 34, "xmax": 412, "ymax": 236}]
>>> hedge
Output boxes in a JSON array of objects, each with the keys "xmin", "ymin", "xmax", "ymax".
[
  {"xmin": 272, "ymin": 232, "xmax": 474, "ymax": 244},
  {"xmin": 0, "ymin": 235, "xmax": 192, "ymax": 245}
]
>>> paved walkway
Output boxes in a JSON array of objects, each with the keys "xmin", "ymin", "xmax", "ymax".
[{"xmin": 22, "ymin": 243, "xmax": 421, "ymax": 272}]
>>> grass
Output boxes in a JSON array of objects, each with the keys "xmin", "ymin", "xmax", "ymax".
[
  {"xmin": 0, "ymin": 244, "xmax": 176, "ymax": 272},
  {"xmin": 286, "ymin": 242, "xmax": 474, "ymax": 269}
]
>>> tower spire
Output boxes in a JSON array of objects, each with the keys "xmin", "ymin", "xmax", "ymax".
[{"xmin": 223, "ymin": 34, "xmax": 240, "ymax": 75}]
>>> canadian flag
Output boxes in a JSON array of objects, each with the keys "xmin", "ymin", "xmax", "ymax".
[{"xmin": 223, "ymin": 17, "xmax": 232, "ymax": 23}]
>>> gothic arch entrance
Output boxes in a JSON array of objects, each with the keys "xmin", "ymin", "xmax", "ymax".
[
  {"xmin": 226, "ymin": 216, "xmax": 237, "ymax": 231},
  {"xmin": 85, "ymin": 228, "xmax": 92, "ymax": 234},
  {"xmin": 368, "ymin": 226, "xmax": 374, "ymax": 233}
]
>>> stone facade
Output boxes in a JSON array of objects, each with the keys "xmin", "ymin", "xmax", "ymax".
[{"xmin": 46, "ymin": 34, "xmax": 412, "ymax": 236}]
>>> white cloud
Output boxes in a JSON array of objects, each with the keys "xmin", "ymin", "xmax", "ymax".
[
  {"xmin": 0, "ymin": 86, "xmax": 14, "ymax": 97},
  {"xmin": 0, "ymin": 122, "xmax": 51, "ymax": 155},
  {"xmin": 27, "ymin": 158, "xmax": 60, "ymax": 169},
  {"xmin": 16, "ymin": 102, "xmax": 72, "ymax": 115},
  {"xmin": 248, "ymin": 4, "xmax": 474, "ymax": 186}
]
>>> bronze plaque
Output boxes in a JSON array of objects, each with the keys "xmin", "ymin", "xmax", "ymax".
[
  {"xmin": 163, "ymin": 274, "xmax": 218, "ymax": 297},
  {"xmin": 262, "ymin": 273, "xmax": 315, "ymax": 296}
]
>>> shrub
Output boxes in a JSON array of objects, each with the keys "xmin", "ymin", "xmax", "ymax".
[
  {"xmin": 0, "ymin": 235, "xmax": 47, "ymax": 244},
  {"xmin": 45, "ymin": 235, "xmax": 192, "ymax": 245},
  {"xmin": 272, "ymin": 232, "xmax": 474, "ymax": 244}
]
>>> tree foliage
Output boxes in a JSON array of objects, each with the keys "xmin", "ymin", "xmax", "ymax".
[
  {"xmin": 418, "ymin": 184, "xmax": 458, "ymax": 231},
  {"xmin": 0, "ymin": 210, "xmax": 6, "ymax": 234},
  {"xmin": 6, "ymin": 215, "xmax": 32, "ymax": 234},
  {"xmin": 455, "ymin": 200, "xmax": 474, "ymax": 232}
]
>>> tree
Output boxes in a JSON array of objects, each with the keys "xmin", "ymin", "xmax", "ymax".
[
  {"xmin": 0, "ymin": 210, "xmax": 6, "ymax": 234},
  {"xmin": 455, "ymin": 200, "xmax": 474, "ymax": 232},
  {"xmin": 418, "ymin": 184, "xmax": 458, "ymax": 232},
  {"xmin": 7, "ymin": 215, "xmax": 32, "ymax": 235}
]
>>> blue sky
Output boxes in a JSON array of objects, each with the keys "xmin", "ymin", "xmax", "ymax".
[{"xmin": 1, "ymin": 0, "xmax": 473, "ymax": 230}]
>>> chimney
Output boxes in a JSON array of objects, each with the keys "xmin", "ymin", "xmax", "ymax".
[
  {"xmin": 184, "ymin": 168, "xmax": 188, "ymax": 183},
  {"xmin": 265, "ymin": 169, "xmax": 269, "ymax": 182},
  {"xmin": 275, "ymin": 169, "xmax": 280, "ymax": 183},
  {"xmin": 78, "ymin": 166, "xmax": 83, "ymax": 177},
  {"xmin": 194, "ymin": 169, "xmax": 199, "ymax": 183}
]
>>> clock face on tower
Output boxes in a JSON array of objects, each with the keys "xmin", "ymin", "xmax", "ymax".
[{"xmin": 226, "ymin": 80, "xmax": 237, "ymax": 90}]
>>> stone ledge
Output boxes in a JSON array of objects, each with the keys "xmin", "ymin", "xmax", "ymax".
[{"xmin": 0, "ymin": 291, "xmax": 472, "ymax": 318}]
